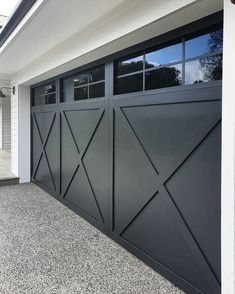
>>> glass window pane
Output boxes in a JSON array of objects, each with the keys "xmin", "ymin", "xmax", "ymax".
[
  {"xmin": 90, "ymin": 65, "xmax": 105, "ymax": 83},
  {"xmin": 34, "ymin": 86, "xmax": 44, "ymax": 97},
  {"xmin": 74, "ymin": 86, "xmax": 88, "ymax": 100},
  {"xmin": 117, "ymin": 54, "xmax": 143, "ymax": 76},
  {"xmin": 115, "ymin": 73, "xmax": 143, "ymax": 94},
  {"xmin": 89, "ymin": 82, "xmax": 105, "ymax": 99},
  {"xmin": 185, "ymin": 28, "xmax": 223, "ymax": 59},
  {"xmin": 74, "ymin": 73, "xmax": 89, "ymax": 87},
  {"xmin": 145, "ymin": 64, "xmax": 182, "ymax": 90},
  {"xmin": 44, "ymin": 83, "xmax": 55, "ymax": 94},
  {"xmin": 45, "ymin": 93, "xmax": 56, "ymax": 104},
  {"xmin": 32, "ymin": 82, "xmax": 56, "ymax": 105},
  {"xmin": 145, "ymin": 43, "xmax": 182, "ymax": 68},
  {"xmin": 185, "ymin": 54, "xmax": 222, "ymax": 84}
]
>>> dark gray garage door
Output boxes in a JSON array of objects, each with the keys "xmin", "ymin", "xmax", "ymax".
[{"xmin": 31, "ymin": 17, "xmax": 222, "ymax": 294}]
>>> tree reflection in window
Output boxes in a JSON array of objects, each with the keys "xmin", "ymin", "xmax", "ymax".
[
  {"xmin": 200, "ymin": 29, "xmax": 223, "ymax": 82},
  {"xmin": 117, "ymin": 55, "xmax": 143, "ymax": 76},
  {"xmin": 146, "ymin": 64, "xmax": 182, "ymax": 90}
]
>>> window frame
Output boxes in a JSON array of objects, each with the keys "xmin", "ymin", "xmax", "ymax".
[
  {"xmin": 60, "ymin": 64, "xmax": 105, "ymax": 103},
  {"xmin": 114, "ymin": 23, "xmax": 223, "ymax": 95},
  {"xmin": 31, "ymin": 81, "xmax": 56, "ymax": 106}
]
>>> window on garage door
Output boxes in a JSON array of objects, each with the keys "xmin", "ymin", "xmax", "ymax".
[
  {"xmin": 60, "ymin": 64, "xmax": 105, "ymax": 103},
  {"xmin": 114, "ymin": 24, "xmax": 223, "ymax": 95},
  {"xmin": 32, "ymin": 81, "xmax": 56, "ymax": 106}
]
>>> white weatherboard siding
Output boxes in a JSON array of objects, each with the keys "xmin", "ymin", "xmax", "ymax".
[
  {"xmin": 222, "ymin": 1, "xmax": 235, "ymax": 294},
  {"xmin": 11, "ymin": 85, "xmax": 31, "ymax": 181},
  {"xmin": 2, "ymin": 96, "xmax": 11, "ymax": 149},
  {"xmin": 0, "ymin": 79, "xmax": 11, "ymax": 150},
  {"xmin": 11, "ymin": 89, "xmax": 18, "ymax": 176}
]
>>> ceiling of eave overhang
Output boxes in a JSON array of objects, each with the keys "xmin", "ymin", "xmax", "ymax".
[
  {"xmin": 0, "ymin": 0, "xmax": 223, "ymax": 76},
  {"xmin": 0, "ymin": 0, "xmax": 127, "ymax": 73}
]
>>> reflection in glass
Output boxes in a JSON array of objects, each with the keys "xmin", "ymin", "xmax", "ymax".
[
  {"xmin": 90, "ymin": 82, "xmax": 105, "ymax": 99},
  {"xmin": 145, "ymin": 43, "xmax": 182, "ymax": 68},
  {"xmin": 185, "ymin": 54, "xmax": 222, "ymax": 84},
  {"xmin": 45, "ymin": 93, "xmax": 56, "ymax": 104},
  {"xmin": 90, "ymin": 66, "xmax": 105, "ymax": 83},
  {"xmin": 34, "ymin": 87, "xmax": 44, "ymax": 97},
  {"xmin": 45, "ymin": 84, "xmax": 56, "ymax": 94},
  {"xmin": 74, "ymin": 74, "xmax": 89, "ymax": 87},
  {"xmin": 117, "ymin": 54, "xmax": 143, "ymax": 76},
  {"xmin": 74, "ymin": 86, "xmax": 88, "ymax": 100},
  {"xmin": 116, "ymin": 73, "xmax": 143, "ymax": 94},
  {"xmin": 32, "ymin": 82, "xmax": 56, "ymax": 106},
  {"xmin": 145, "ymin": 64, "xmax": 182, "ymax": 90},
  {"xmin": 185, "ymin": 28, "xmax": 223, "ymax": 59}
]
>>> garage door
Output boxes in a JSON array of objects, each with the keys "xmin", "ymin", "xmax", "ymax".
[{"xmin": 31, "ymin": 20, "xmax": 222, "ymax": 294}]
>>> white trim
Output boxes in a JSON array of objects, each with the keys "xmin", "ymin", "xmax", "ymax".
[
  {"xmin": 221, "ymin": 1, "xmax": 235, "ymax": 293},
  {"xmin": 18, "ymin": 85, "xmax": 31, "ymax": 183}
]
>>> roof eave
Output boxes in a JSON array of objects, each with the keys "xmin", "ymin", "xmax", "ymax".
[{"xmin": 0, "ymin": 0, "xmax": 37, "ymax": 48}]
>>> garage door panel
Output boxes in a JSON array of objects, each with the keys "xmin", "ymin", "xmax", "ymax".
[
  {"xmin": 64, "ymin": 109, "xmax": 104, "ymax": 154},
  {"xmin": 113, "ymin": 91, "xmax": 221, "ymax": 293},
  {"xmin": 64, "ymin": 164, "xmax": 103, "ymax": 222},
  {"xmin": 83, "ymin": 114, "xmax": 109, "ymax": 224},
  {"xmin": 61, "ymin": 112, "xmax": 79, "ymax": 196},
  {"xmin": 61, "ymin": 106, "xmax": 107, "ymax": 225},
  {"xmin": 35, "ymin": 153, "xmax": 55, "ymax": 191},
  {"xmin": 122, "ymin": 101, "xmax": 219, "ymax": 178},
  {"xmin": 32, "ymin": 116, "xmax": 42, "ymax": 175},
  {"xmin": 34, "ymin": 111, "xmax": 55, "ymax": 143},
  {"xmin": 44, "ymin": 116, "xmax": 59, "ymax": 192},
  {"xmin": 32, "ymin": 111, "xmax": 57, "ymax": 192},
  {"xmin": 122, "ymin": 193, "xmax": 212, "ymax": 294},
  {"xmin": 166, "ymin": 122, "xmax": 221, "ymax": 282},
  {"xmin": 114, "ymin": 108, "xmax": 158, "ymax": 235}
]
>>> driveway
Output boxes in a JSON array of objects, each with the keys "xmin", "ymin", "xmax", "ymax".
[{"xmin": 0, "ymin": 183, "xmax": 183, "ymax": 294}]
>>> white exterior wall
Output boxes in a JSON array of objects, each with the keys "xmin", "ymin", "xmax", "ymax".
[
  {"xmin": 2, "ymin": 96, "xmax": 11, "ymax": 149},
  {"xmin": 11, "ymin": 89, "xmax": 18, "ymax": 176},
  {"xmin": 11, "ymin": 84, "xmax": 31, "ymax": 181},
  {"xmin": 221, "ymin": 1, "xmax": 235, "ymax": 293},
  {"xmin": 0, "ymin": 79, "xmax": 11, "ymax": 149}
]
